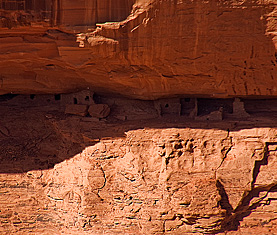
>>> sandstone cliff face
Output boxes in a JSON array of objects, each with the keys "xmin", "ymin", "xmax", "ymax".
[
  {"xmin": 54, "ymin": 0, "xmax": 135, "ymax": 28},
  {"xmin": 0, "ymin": 96, "xmax": 276, "ymax": 234},
  {"xmin": 87, "ymin": 0, "xmax": 277, "ymax": 98},
  {"xmin": 0, "ymin": 2, "xmax": 277, "ymax": 234},
  {"xmin": 0, "ymin": 0, "xmax": 276, "ymax": 99}
]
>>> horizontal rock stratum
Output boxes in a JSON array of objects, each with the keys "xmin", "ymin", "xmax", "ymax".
[
  {"xmin": 1, "ymin": 2, "xmax": 277, "ymax": 233},
  {"xmin": 0, "ymin": 0, "xmax": 276, "ymax": 99},
  {"xmin": 0, "ymin": 95, "xmax": 277, "ymax": 234}
]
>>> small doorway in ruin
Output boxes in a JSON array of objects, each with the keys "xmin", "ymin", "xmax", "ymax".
[
  {"xmin": 197, "ymin": 98, "xmax": 233, "ymax": 116},
  {"xmin": 180, "ymin": 98, "xmax": 196, "ymax": 116}
]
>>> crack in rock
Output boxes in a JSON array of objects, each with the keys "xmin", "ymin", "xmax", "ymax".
[{"xmin": 211, "ymin": 142, "xmax": 277, "ymax": 234}]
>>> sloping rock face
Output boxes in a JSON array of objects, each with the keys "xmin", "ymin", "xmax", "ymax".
[{"xmin": 0, "ymin": 0, "xmax": 276, "ymax": 99}]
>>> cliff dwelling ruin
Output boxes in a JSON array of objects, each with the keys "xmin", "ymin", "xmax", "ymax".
[{"xmin": 0, "ymin": 0, "xmax": 276, "ymax": 234}]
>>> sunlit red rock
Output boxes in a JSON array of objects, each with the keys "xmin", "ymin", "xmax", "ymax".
[
  {"xmin": 0, "ymin": 0, "xmax": 276, "ymax": 99},
  {"xmin": 0, "ymin": 1, "xmax": 277, "ymax": 234}
]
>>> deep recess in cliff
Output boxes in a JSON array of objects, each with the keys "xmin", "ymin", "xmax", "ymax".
[
  {"xmin": 0, "ymin": 1, "xmax": 277, "ymax": 235},
  {"xmin": 0, "ymin": 92, "xmax": 277, "ymax": 234}
]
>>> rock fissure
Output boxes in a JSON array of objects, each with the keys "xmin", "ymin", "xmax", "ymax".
[
  {"xmin": 0, "ymin": 1, "xmax": 277, "ymax": 234},
  {"xmin": 215, "ymin": 183, "xmax": 277, "ymax": 233},
  {"xmin": 0, "ymin": 0, "xmax": 276, "ymax": 99},
  {"xmin": 211, "ymin": 140, "xmax": 277, "ymax": 233}
]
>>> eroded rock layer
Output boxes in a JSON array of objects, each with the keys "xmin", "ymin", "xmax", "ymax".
[
  {"xmin": 0, "ymin": 95, "xmax": 276, "ymax": 234},
  {"xmin": 0, "ymin": 0, "xmax": 276, "ymax": 99},
  {"xmin": 0, "ymin": 1, "xmax": 277, "ymax": 234}
]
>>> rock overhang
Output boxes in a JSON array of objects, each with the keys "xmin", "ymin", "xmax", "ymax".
[{"xmin": 0, "ymin": 0, "xmax": 276, "ymax": 100}]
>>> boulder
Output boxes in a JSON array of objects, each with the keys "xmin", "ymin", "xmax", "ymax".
[
  {"xmin": 88, "ymin": 104, "xmax": 110, "ymax": 118},
  {"xmin": 65, "ymin": 104, "xmax": 88, "ymax": 116}
]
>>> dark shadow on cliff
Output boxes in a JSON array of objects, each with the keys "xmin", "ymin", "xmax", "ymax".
[
  {"xmin": 0, "ymin": 95, "xmax": 277, "ymax": 235},
  {"xmin": 213, "ymin": 184, "xmax": 277, "ymax": 234},
  {"xmin": 210, "ymin": 143, "xmax": 277, "ymax": 234},
  {"xmin": 0, "ymin": 95, "xmax": 127, "ymax": 173},
  {"xmin": 2, "ymin": 95, "xmax": 277, "ymax": 173}
]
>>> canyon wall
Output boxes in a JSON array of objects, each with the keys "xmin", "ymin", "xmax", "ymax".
[
  {"xmin": 0, "ymin": 95, "xmax": 276, "ymax": 234},
  {"xmin": 0, "ymin": 2, "xmax": 277, "ymax": 234},
  {"xmin": 54, "ymin": 0, "xmax": 135, "ymax": 28},
  {"xmin": 0, "ymin": 0, "xmax": 276, "ymax": 99}
]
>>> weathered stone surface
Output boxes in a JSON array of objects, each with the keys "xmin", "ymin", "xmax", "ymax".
[
  {"xmin": 54, "ymin": 0, "xmax": 135, "ymax": 29},
  {"xmin": 0, "ymin": 1, "xmax": 277, "ymax": 234},
  {"xmin": 0, "ymin": 96, "xmax": 276, "ymax": 234},
  {"xmin": 196, "ymin": 107, "xmax": 223, "ymax": 121},
  {"xmin": 65, "ymin": 104, "xmax": 88, "ymax": 116},
  {"xmin": 61, "ymin": 90, "xmax": 95, "ymax": 105},
  {"xmin": 0, "ymin": 0, "xmax": 276, "ymax": 99},
  {"xmin": 88, "ymin": 103, "xmax": 110, "ymax": 118},
  {"xmin": 231, "ymin": 98, "xmax": 250, "ymax": 118}
]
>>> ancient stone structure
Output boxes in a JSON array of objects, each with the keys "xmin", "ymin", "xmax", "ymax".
[
  {"xmin": 1, "ymin": 94, "xmax": 277, "ymax": 234},
  {"xmin": 0, "ymin": 1, "xmax": 277, "ymax": 234}
]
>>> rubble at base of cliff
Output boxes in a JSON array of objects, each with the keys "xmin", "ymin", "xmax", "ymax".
[{"xmin": 0, "ymin": 0, "xmax": 276, "ymax": 234}]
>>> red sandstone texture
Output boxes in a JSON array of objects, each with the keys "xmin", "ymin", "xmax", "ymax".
[
  {"xmin": 0, "ymin": 1, "xmax": 277, "ymax": 235},
  {"xmin": 0, "ymin": 94, "xmax": 276, "ymax": 234},
  {"xmin": 0, "ymin": 0, "xmax": 276, "ymax": 99}
]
